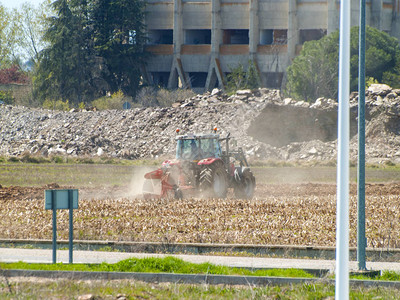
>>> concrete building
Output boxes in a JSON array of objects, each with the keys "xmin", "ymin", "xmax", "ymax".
[{"xmin": 143, "ymin": 0, "xmax": 400, "ymax": 92}]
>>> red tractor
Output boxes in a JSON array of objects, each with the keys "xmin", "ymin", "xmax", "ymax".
[{"xmin": 143, "ymin": 130, "xmax": 255, "ymax": 199}]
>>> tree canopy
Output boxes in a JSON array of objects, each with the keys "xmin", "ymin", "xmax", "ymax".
[
  {"xmin": 33, "ymin": 0, "xmax": 148, "ymax": 105},
  {"xmin": 226, "ymin": 61, "xmax": 261, "ymax": 94},
  {"xmin": 0, "ymin": 5, "xmax": 15, "ymax": 66},
  {"xmin": 13, "ymin": 2, "xmax": 50, "ymax": 66},
  {"xmin": 285, "ymin": 26, "xmax": 400, "ymax": 102},
  {"xmin": 92, "ymin": 0, "xmax": 148, "ymax": 97},
  {"xmin": 34, "ymin": 0, "xmax": 98, "ymax": 103},
  {"xmin": 0, "ymin": 1, "xmax": 50, "ymax": 70}
]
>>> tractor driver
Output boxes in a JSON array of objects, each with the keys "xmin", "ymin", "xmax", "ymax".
[{"xmin": 190, "ymin": 140, "xmax": 201, "ymax": 159}]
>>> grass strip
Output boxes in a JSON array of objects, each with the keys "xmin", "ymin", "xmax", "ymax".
[
  {"xmin": 3, "ymin": 257, "xmax": 400, "ymax": 282},
  {"xmin": 3, "ymin": 279, "xmax": 400, "ymax": 299},
  {"xmin": 0, "ymin": 154, "xmax": 165, "ymax": 165},
  {"xmin": 350, "ymin": 270, "xmax": 400, "ymax": 281},
  {"xmin": 0, "ymin": 256, "xmax": 314, "ymax": 278}
]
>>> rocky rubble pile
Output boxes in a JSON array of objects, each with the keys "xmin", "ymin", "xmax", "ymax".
[
  {"xmin": 0, "ymin": 88, "xmax": 276, "ymax": 160},
  {"xmin": 0, "ymin": 84, "xmax": 400, "ymax": 163}
]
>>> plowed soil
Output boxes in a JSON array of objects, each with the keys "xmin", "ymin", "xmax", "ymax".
[{"xmin": 2, "ymin": 182, "xmax": 400, "ymax": 248}]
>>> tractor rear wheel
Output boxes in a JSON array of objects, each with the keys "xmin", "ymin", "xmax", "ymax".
[
  {"xmin": 199, "ymin": 165, "xmax": 227, "ymax": 198},
  {"xmin": 234, "ymin": 169, "xmax": 256, "ymax": 199}
]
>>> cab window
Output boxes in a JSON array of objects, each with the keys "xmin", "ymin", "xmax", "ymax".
[{"xmin": 176, "ymin": 139, "xmax": 198, "ymax": 159}]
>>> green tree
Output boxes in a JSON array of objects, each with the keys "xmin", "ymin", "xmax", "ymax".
[
  {"xmin": 285, "ymin": 26, "xmax": 400, "ymax": 101},
  {"xmin": 0, "ymin": 5, "xmax": 15, "ymax": 66},
  {"xmin": 33, "ymin": 0, "xmax": 148, "ymax": 105},
  {"xmin": 91, "ymin": 0, "xmax": 148, "ymax": 97},
  {"xmin": 246, "ymin": 61, "xmax": 261, "ymax": 89},
  {"xmin": 226, "ymin": 61, "xmax": 261, "ymax": 94},
  {"xmin": 12, "ymin": 1, "xmax": 51, "ymax": 66},
  {"xmin": 382, "ymin": 51, "xmax": 400, "ymax": 88},
  {"xmin": 226, "ymin": 64, "xmax": 246, "ymax": 94},
  {"xmin": 0, "ymin": 2, "xmax": 49, "ymax": 70},
  {"xmin": 34, "ymin": 0, "xmax": 98, "ymax": 104}
]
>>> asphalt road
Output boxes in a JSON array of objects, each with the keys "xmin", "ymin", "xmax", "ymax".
[{"xmin": 2, "ymin": 248, "xmax": 400, "ymax": 273}]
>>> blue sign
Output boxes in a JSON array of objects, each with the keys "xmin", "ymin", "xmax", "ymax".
[
  {"xmin": 45, "ymin": 189, "xmax": 78, "ymax": 210},
  {"xmin": 123, "ymin": 101, "xmax": 131, "ymax": 110}
]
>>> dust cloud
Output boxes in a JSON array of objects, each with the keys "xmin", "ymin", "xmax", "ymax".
[
  {"xmin": 128, "ymin": 166, "xmax": 160, "ymax": 198},
  {"xmin": 78, "ymin": 166, "xmax": 160, "ymax": 200},
  {"xmin": 247, "ymin": 106, "xmax": 343, "ymax": 147}
]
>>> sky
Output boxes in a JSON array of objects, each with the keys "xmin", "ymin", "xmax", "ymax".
[{"xmin": 1, "ymin": 0, "xmax": 44, "ymax": 9}]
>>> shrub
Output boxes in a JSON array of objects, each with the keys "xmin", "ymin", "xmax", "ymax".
[
  {"xmin": 135, "ymin": 87, "xmax": 195, "ymax": 107},
  {"xmin": 51, "ymin": 156, "xmax": 64, "ymax": 164},
  {"xmin": 8, "ymin": 157, "xmax": 20, "ymax": 163},
  {"xmin": 91, "ymin": 90, "xmax": 131, "ymax": 110},
  {"xmin": 77, "ymin": 157, "xmax": 94, "ymax": 164},
  {"xmin": 20, "ymin": 153, "xmax": 47, "ymax": 164},
  {"xmin": 135, "ymin": 87, "xmax": 158, "ymax": 107},
  {"xmin": 0, "ymin": 90, "xmax": 14, "ymax": 104},
  {"xmin": 366, "ymin": 77, "xmax": 379, "ymax": 87},
  {"xmin": 226, "ymin": 61, "xmax": 261, "ymax": 94},
  {"xmin": 42, "ymin": 99, "xmax": 70, "ymax": 111},
  {"xmin": 158, "ymin": 88, "xmax": 195, "ymax": 107},
  {"xmin": 0, "ymin": 66, "xmax": 29, "ymax": 84}
]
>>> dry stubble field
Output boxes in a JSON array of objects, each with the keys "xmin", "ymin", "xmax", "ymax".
[{"xmin": 1, "ymin": 164, "xmax": 400, "ymax": 248}]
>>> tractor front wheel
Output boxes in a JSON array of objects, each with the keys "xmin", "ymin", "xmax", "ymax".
[{"xmin": 199, "ymin": 165, "xmax": 227, "ymax": 198}]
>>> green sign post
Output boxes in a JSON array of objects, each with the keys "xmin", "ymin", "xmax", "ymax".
[
  {"xmin": 358, "ymin": 0, "xmax": 367, "ymax": 271},
  {"xmin": 45, "ymin": 189, "xmax": 78, "ymax": 264}
]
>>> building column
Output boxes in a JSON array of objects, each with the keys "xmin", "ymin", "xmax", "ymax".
[
  {"xmin": 390, "ymin": 0, "xmax": 400, "ymax": 40},
  {"xmin": 169, "ymin": 0, "xmax": 190, "ymax": 89},
  {"xmin": 206, "ymin": 0, "xmax": 225, "ymax": 91},
  {"xmin": 371, "ymin": 0, "xmax": 383, "ymax": 30},
  {"xmin": 328, "ymin": 0, "xmax": 339, "ymax": 34},
  {"xmin": 249, "ymin": 0, "xmax": 259, "ymax": 60},
  {"xmin": 211, "ymin": 0, "xmax": 222, "ymax": 56},
  {"xmin": 173, "ymin": 0, "xmax": 183, "ymax": 55},
  {"xmin": 287, "ymin": 0, "xmax": 299, "ymax": 62}
]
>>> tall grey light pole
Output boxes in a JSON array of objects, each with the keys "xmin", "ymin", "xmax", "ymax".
[{"xmin": 336, "ymin": 0, "xmax": 350, "ymax": 297}]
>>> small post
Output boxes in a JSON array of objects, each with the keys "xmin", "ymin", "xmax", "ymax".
[
  {"xmin": 69, "ymin": 190, "xmax": 73, "ymax": 264},
  {"xmin": 52, "ymin": 190, "xmax": 57, "ymax": 264}
]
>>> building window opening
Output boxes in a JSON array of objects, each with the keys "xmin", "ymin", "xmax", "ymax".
[
  {"xmin": 185, "ymin": 30, "xmax": 211, "ymax": 44},
  {"xmin": 299, "ymin": 29, "xmax": 326, "ymax": 44},
  {"xmin": 260, "ymin": 30, "xmax": 273, "ymax": 45},
  {"xmin": 212, "ymin": 77, "xmax": 219, "ymax": 89},
  {"xmin": 148, "ymin": 30, "xmax": 173, "ymax": 45},
  {"xmin": 223, "ymin": 29, "xmax": 249, "ymax": 44},
  {"xmin": 273, "ymin": 30, "xmax": 287, "ymax": 44},
  {"xmin": 260, "ymin": 29, "xmax": 287, "ymax": 45},
  {"xmin": 151, "ymin": 72, "xmax": 170, "ymax": 87},
  {"xmin": 189, "ymin": 72, "xmax": 208, "ymax": 88}
]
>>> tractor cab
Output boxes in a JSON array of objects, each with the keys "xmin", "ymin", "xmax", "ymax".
[{"xmin": 176, "ymin": 134, "xmax": 222, "ymax": 161}]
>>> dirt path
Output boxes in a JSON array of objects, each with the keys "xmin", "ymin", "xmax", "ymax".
[{"xmin": 3, "ymin": 182, "xmax": 400, "ymax": 201}]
